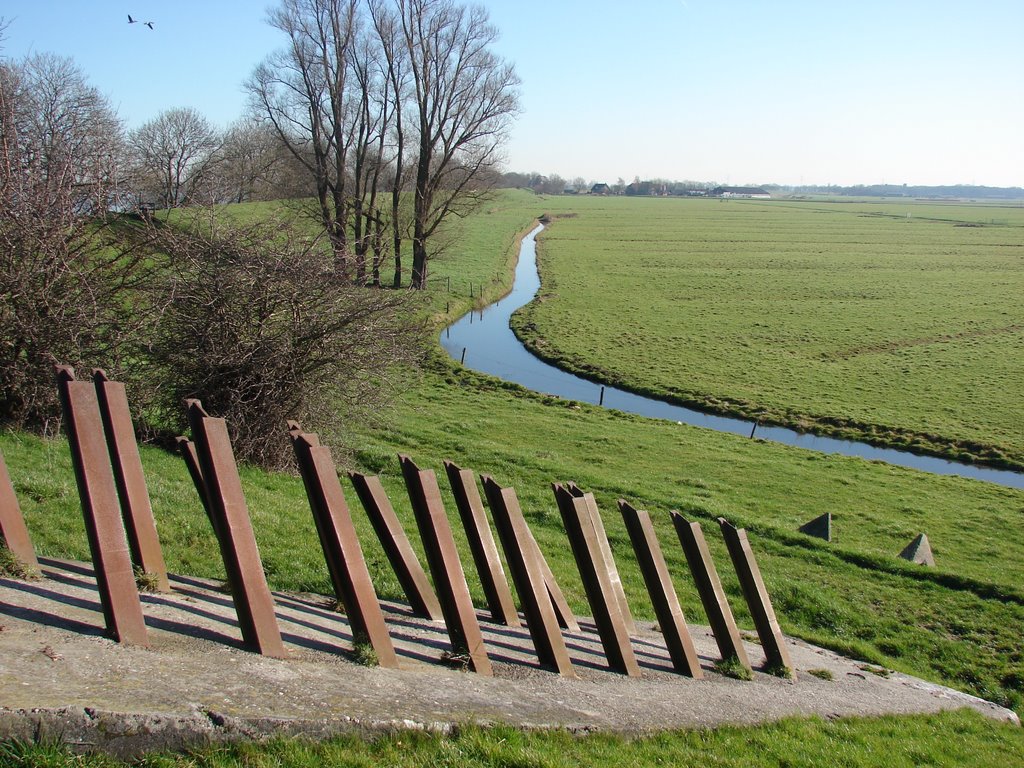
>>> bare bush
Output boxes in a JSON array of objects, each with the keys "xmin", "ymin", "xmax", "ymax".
[{"xmin": 145, "ymin": 215, "xmax": 424, "ymax": 469}]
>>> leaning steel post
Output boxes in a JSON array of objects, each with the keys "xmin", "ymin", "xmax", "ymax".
[
  {"xmin": 185, "ymin": 399, "xmax": 286, "ymax": 658},
  {"xmin": 718, "ymin": 518, "xmax": 794, "ymax": 677},
  {"xmin": 55, "ymin": 366, "xmax": 148, "ymax": 646}
]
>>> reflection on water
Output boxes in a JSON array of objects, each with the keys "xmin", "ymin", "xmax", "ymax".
[{"xmin": 440, "ymin": 223, "xmax": 1023, "ymax": 490}]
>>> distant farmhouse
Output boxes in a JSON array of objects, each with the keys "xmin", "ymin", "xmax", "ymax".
[
  {"xmin": 625, "ymin": 180, "xmax": 669, "ymax": 196},
  {"xmin": 590, "ymin": 183, "xmax": 611, "ymax": 195},
  {"xmin": 708, "ymin": 186, "xmax": 771, "ymax": 199}
]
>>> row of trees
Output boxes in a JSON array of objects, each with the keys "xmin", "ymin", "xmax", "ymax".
[
  {"xmin": 499, "ymin": 172, "xmax": 723, "ymax": 197},
  {"xmin": 499, "ymin": 172, "xmax": 593, "ymax": 196},
  {"xmin": 128, "ymin": 110, "xmax": 312, "ymax": 209},
  {"xmin": 129, "ymin": 0, "xmax": 523, "ymax": 291},
  {"xmin": 0, "ymin": 53, "xmax": 312, "ymax": 214},
  {"xmin": 249, "ymin": 0, "xmax": 519, "ymax": 288},
  {"xmin": 1, "ymin": 0, "xmax": 519, "ymax": 466}
]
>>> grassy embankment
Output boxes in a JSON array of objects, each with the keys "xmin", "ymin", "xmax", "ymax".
[
  {"xmin": 2, "ymin": 189, "xmax": 1023, "ymax": 764},
  {"xmin": 509, "ymin": 196, "xmax": 1024, "ymax": 470}
]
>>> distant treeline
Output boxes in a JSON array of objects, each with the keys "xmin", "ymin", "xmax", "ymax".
[
  {"xmin": 500, "ymin": 172, "xmax": 1024, "ymax": 201},
  {"xmin": 778, "ymin": 184, "xmax": 1024, "ymax": 200}
]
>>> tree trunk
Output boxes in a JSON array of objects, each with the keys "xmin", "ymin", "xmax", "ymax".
[
  {"xmin": 329, "ymin": 222, "xmax": 350, "ymax": 277},
  {"xmin": 410, "ymin": 124, "xmax": 432, "ymax": 290},
  {"xmin": 392, "ymin": 242, "xmax": 402, "ymax": 288},
  {"xmin": 390, "ymin": 115, "xmax": 404, "ymax": 289},
  {"xmin": 370, "ymin": 212, "xmax": 384, "ymax": 287},
  {"xmin": 410, "ymin": 237, "xmax": 428, "ymax": 289}
]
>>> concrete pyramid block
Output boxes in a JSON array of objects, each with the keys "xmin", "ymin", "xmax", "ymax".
[
  {"xmin": 798, "ymin": 512, "xmax": 832, "ymax": 542},
  {"xmin": 899, "ymin": 533, "xmax": 935, "ymax": 567}
]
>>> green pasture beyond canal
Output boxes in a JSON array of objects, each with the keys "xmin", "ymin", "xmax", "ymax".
[{"xmin": 507, "ymin": 195, "xmax": 1024, "ymax": 469}]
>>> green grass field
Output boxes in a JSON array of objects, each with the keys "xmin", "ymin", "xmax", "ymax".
[
  {"xmin": 508, "ymin": 196, "xmax": 1024, "ymax": 469},
  {"xmin": 3, "ymin": 190, "xmax": 1023, "ymax": 765}
]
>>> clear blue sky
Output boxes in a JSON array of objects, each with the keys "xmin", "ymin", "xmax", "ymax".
[{"xmin": 3, "ymin": 1, "xmax": 1022, "ymax": 187}]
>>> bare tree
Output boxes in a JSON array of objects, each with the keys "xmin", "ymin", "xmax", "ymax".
[
  {"xmin": 5, "ymin": 53, "xmax": 126, "ymax": 211},
  {"xmin": 348, "ymin": 25, "xmax": 389, "ymax": 283},
  {"xmin": 0, "ymin": 52, "xmax": 149, "ymax": 427},
  {"xmin": 128, "ymin": 107, "xmax": 221, "ymax": 208},
  {"xmin": 248, "ymin": 0, "xmax": 363, "ymax": 274},
  {"xmin": 209, "ymin": 117, "xmax": 289, "ymax": 203},
  {"xmin": 368, "ymin": 0, "xmax": 412, "ymax": 288},
  {"xmin": 397, "ymin": 0, "xmax": 519, "ymax": 288}
]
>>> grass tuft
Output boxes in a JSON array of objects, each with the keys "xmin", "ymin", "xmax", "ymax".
[
  {"xmin": 352, "ymin": 635, "xmax": 379, "ymax": 667},
  {"xmin": 715, "ymin": 655, "xmax": 753, "ymax": 681},
  {"xmin": 133, "ymin": 567, "xmax": 161, "ymax": 593},
  {"xmin": 859, "ymin": 664, "xmax": 892, "ymax": 678},
  {"xmin": 0, "ymin": 544, "xmax": 40, "ymax": 581},
  {"xmin": 766, "ymin": 661, "xmax": 795, "ymax": 680}
]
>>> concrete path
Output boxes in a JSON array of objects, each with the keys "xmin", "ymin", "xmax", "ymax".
[{"xmin": 0, "ymin": 558, "xmax": 1016, "ymax": 757}]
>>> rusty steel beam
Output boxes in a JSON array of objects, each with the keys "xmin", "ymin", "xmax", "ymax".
[
  {"xmin": 0, "ymin": 448, "xmax": 39, "ymax": 571},
  {"xmin": 288, "ymin": 424, "xmax": 398, "ymax": 668},
  {"xmin": 55, "ymin": 366, "xmax": 148, "ymax": 646},
  {"xmin": 718, "ymin": 518, "xmax": 794, "ymax": 677},
  {"xmin": 565, "ymin": 482, "xmax": 636, "ymax": 635},
  {"xmin": 399, "ymin": 455, "xmax": 492, "ymax": 676},
  {"xmin": 480, "ymin": 475, "xmax": 575, "ymax": 677},
  {"xmin": 618, "ymin": 501, "xmax": 703, "ymax": 678},
  {"xmin": 348, "ymin": 471, "xmax": 443, "ymax": 621},
  {"xmin": 553, "ymin": 483, "xmax": 640, "ymax": 677},
  {"xmin": 443, "ymin": 460, "xmax": 520, "ymax": 627},
  {"xmin": 671, "ymin": 512, "xmax": 751, "ymax": 672},
  {"xmin": 174, "ymin": 436, "xmax": 219, "ymax": 541},
  {"xmin": 185, "ymin": 400, "xmax": 286, "ymax": 658},
  {"xmin": 92, "ymin": 370, "xmax": 169, "ymax": 593},
  {"xmin": 519, "ymin": 517, "xmax": 579, "ymax": 633}
]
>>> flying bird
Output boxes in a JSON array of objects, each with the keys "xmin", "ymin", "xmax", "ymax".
[
  {"xmin": 127, "ymin": 14, "xmax": 137, "ymax": 23},
  {"xmin": 144, "ymin": 21, "xmax": 154, "ymax": 29}
]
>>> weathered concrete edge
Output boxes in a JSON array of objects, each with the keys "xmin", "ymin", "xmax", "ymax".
[
  {"xmin": 0, "ymin": 706, "xmax": 582, "ymax": 759},
  {"xmin": 885, "ymin": 671, "xmax": 1021, "ymax": 727},
  {"xmin": 1, "ymin": 697, "xmax": 1017, "ymax": 760}
]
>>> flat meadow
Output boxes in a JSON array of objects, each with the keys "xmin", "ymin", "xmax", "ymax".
[
  {"xmin": 510, "ymin": 195, "xmax": 1024, "ymax": 469},
  {"xmin": 3, "ymin": 190, "xmax": 1024, "ymax": 765}
]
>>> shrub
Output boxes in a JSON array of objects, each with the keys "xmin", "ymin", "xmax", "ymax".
[{"xmin": 144, "ymin": 215, "xmax": 424, "ymax": 469}]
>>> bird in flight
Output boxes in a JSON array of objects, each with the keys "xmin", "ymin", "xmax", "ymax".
[{"xmin": 128, "ymin": 15, "xmax": 154, "ymax": 28}]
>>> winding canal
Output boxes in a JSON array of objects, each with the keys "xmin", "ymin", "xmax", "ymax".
[{"xmin": 440, "ymin": 223, "xmax": 1023, "ymax": 490}]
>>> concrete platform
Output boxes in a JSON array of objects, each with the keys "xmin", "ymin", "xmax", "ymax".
[{"xmin": 0, "ymin": 558, "xmax": 1016, "ymax": 757}]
